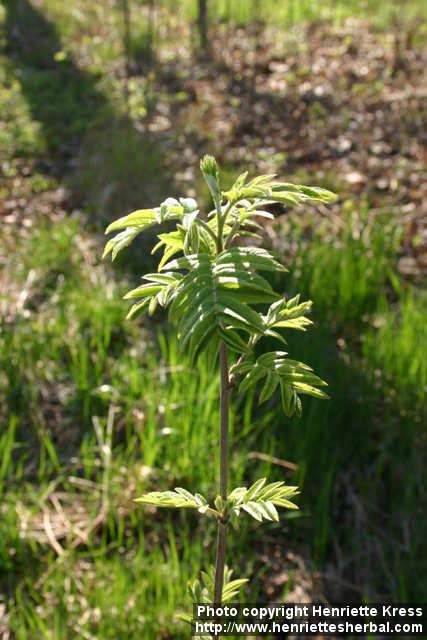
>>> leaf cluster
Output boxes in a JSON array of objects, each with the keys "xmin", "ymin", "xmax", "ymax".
[
  {"xmin": 135, "ymin": 476, "xmax": 300, "ymax": 524},
  {"xmin": 232, "ymin": 350, "xmax": 329, "ymax": 418},
  {"xmin": 103, "ymin": 156, "xmax": 335, "ymax": 418},
  {"xmin": 188, "ymin": 565, "xmax": 248, "ymax": 605},
  {"xmin": 177, "ymin": 566, "xmax": 248, "ymax": 637},
  {"xmin": 134, "ymin": 488, "xmax": 212, "ymax": 515},
  {"xmin": 227, "ymin": 477, "xmax": 299, "ymax": 522}
]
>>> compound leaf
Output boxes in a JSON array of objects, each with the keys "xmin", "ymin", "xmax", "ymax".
[{"xmin": 135, "ymin": 488, "xmax": 209, "ymax": 514}]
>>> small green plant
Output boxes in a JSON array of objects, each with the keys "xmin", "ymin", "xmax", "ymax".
[{"xmin": 103, "ymin": 156, "xmax": 335, "ymax": 623}]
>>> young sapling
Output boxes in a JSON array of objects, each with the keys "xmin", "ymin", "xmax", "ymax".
[{"xmin": 103, "ymin": 156, "xmax": 335, "ymax": 625}]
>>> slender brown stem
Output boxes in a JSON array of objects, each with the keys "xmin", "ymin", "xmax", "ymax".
[
  {"xmin": 219, "ymin": 343, "xmax": 229, "ymax": 501},
  {"xmin": 213, "ymin": 521, "xmax": 227, "ymax": 604},
  {"xmin": 213, "ymin": 342, "xmax": 229, "ymax": 605}
]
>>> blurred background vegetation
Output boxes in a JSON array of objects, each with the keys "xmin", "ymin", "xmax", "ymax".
[{"xmin": 0, "ymin": 0, "xmax": 426, "ymax": 637}]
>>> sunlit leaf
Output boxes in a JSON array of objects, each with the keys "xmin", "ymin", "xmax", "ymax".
[
  {"xmin": 102, "ymin": 227, "xmax": 143, "ymax": 261},
  {"xmin": 105, "ymin": 208, "xmax": 158, "ymax": 234},
  {"xmin": 234, "ymin": 351, "xmax": 328, "ymax": 417},
  {"xmin": 227, "ymin": 478, "xmax": 299, "ymax": 522},
  {"xmin": 135, "ymin": 488, "xmax": 209, "ymax": 513}
]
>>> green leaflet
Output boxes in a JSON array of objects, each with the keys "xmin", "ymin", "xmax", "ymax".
[
  {"xmin": 227, "ymin": 478, "xmax": 299, "ymax": 523},
  {"xmin": 265, "ymin": 294, "xmax": 313, "ymax": 332},
  {"xmin": 218, "ymin": 327, "xmax": 250, "ymax": 354},
  {"xmin": 135, "ymin": 488, "xmax": 209, "ymax": 514},
  {"xmin": 102, "ymin": 227, "xmax": 143, "ymax": 261},
  {"xmin": 259, "ymin": 372, "xmax": 279, "ymax": 403},
  {"xmin": 270, "ymin": 182, "xmax": 337, "ymax": 203},
  {"xmin": 216, "ymin": 246, "xmax": 287, "ymax": 273},
  {"xmin": 123, "ymin": 272, "xmax": 183, "ymax": 319},
  {"xmin": 105, "ymin": 208, "xmax": 158, "ymax": 234},
  {"xmin": 123, "ymin": 283, "xmax": 165, "ymax": 299},
  {"xmin": 125, "ymin": 298, "xmax": 151, "ymax": 320},
  {"xmin": 152, "ymin": 229, "xmax": 186, "ymax": 270},
  {"xmin": 234, "ymin": 351, "xmax": 328, "ymax": 417}
]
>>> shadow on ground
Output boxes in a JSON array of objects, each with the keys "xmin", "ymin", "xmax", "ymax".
[{"xmin": 3, "ymin": 0, "xmax": 174, "ymax": 224}]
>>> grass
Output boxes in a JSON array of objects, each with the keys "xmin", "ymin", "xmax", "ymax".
[
  {"xmin": 283, "ymin": 200, "xmax": 402, "ymax": 326},
  {"xmin": 364, "ymin": 291, "xmax": 427, "ymax": 409},
  {"xmin": 277, "ymin": 207, "xmax": 426, "ymax": 599},
  {"xmin": 180, "ymin": 0, "xmax": 426, "ymax": 28},
  {"xmin": 7, "ymin": 526, "xmax": 203, "ymax": 638},
  {"xmin": 1, "ymin": 200, "xmax": 425, "ymax": 635}
]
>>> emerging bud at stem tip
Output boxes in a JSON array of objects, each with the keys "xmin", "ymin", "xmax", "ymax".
[
  {"xmin": 200, "ymin": 155, "xmax": 221, "ymax": 205},
  {"xmin": 200, "ymin": 154, "xmax": 219, "ymax": 179}
]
